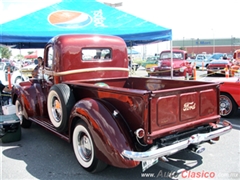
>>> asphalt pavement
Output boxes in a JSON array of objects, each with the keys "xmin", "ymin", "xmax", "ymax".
[
  {"xmin": 1, "ymin": 111, "xmax": 239, "ymax": 180},
  {"xmin": 1, "ymin": 69, "xmax": 239, "ymax": 180}
]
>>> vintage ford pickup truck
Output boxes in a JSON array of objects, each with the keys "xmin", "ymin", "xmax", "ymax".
[{"xmin": 11, "ymin": 34, "xmax": 232, "ymax": 173}]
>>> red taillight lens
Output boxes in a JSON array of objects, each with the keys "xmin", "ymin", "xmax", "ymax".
[{"xmin": 135, "ymin": 128, "xmax": 145, "ymax": 139}]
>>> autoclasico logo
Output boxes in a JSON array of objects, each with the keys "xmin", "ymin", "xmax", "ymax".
[{"xmin": 48, "ymin": 10, "xmax": 92, "ymax": 28}]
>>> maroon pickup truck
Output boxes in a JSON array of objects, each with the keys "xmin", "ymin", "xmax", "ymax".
[{"xmin": 12, "ymin": 34, "xmax": 232, "ymax": 173}]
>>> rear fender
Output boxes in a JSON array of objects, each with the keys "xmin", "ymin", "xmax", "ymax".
[{"xmin": 69, "ymin": 98, "xmax": 139, "ymax": 168}]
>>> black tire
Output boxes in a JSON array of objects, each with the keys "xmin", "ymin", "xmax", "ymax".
[
  {"xmin": 47, "ymin": 84, "xmax": 75, "ymax": 132},
  {"xmin": 219, "ymin": 93, "xmax": 237, "ymax": 118},
  {"xmin": 15, "ymin": 99, "xmax": 32, "ymax": 128},
  {"xmin": 15, "ymin": 77, "xmax": 24, "ymax": 84},
  {"xmin": 207, "ymin": 71, "xmax": 212, "ymax": 77},
  {"xmin": 72, "ymin": 121, "xmax": 107, "ymax": 173}
]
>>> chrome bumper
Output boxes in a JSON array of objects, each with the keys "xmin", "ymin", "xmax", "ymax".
[{"xmin": 121, "ymin": 121, "xmax": 232, "ymax": 161}]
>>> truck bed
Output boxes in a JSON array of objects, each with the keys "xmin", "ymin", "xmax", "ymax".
[
  {"xmin": 67, "ymin": 76, "xmax": 218, "ymax": 91},
  {"xmin": 66, "ymin": 77, "xmax": 220, "ymax": 143}
]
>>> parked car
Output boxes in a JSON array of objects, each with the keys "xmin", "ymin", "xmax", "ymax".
[
  {"xmin": 207, "ymin": 59, "xmax": 233, "ymax": 77},
  {"xmin": 219, "ymin": 77, "xmax": 240, "ymax": 117},
  {"xmin": 11, "ymin": 61, "xmax": 38, "ymax": 85},
  {"xmin": 141, "ymin": 56, "xmax": 159, "ymax": 68},
  {"xmin": 193, "ymin": 54, "xmax": 212, "ymax": 69},
  {"xmin": 195, "ymin": 53, "xmax": 224, "ymax": 70}
]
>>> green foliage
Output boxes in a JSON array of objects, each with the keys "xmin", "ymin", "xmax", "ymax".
[
  {"xmin": 132, "ymin": 58, "xmax": 145, "ymax": 65},
  {"xmin": 15, "ymin": 54, "xmax": 25, "ymax": 60},
  {"xmin": 0, "ymin": 46, "xmax": 12, "ymax": 59},
  {"xmin": 27, "ymin": 51, "xmax": 34, "ymax": 55}
]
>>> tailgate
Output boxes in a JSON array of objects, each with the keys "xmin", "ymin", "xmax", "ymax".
[{"xmin": 148, "ymin": 83, "xmax": 220, "ymax": 139}]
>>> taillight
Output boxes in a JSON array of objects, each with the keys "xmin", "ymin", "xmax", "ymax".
[{"xmin": 135, "ymin": 128, "xmax": 145, "ymax": 139}]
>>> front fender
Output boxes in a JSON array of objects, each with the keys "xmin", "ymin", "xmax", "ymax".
[
  {"xmin": 12, "ymin": 81, "xmax": 43, "ymax": 118},
  {"xmin": 69, "ymin": 98, "xmax": 139, "ymax": 169}
]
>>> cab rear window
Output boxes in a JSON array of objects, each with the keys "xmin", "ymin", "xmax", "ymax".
[{"xmin": 82, "ymin": 48, "xmax": 111, "ymax": 61}]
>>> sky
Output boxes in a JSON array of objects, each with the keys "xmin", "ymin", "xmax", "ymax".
[
  {"xmin": 101, "ymin": 0, "xmax": 240, "ymax": 55},
  {"xmin": 2, "ymin": 0, "xmax": 240, "ymax": 57},
  {"xmin": 100, "ymin": 0, "xmax": 240, "ymax": 40}
]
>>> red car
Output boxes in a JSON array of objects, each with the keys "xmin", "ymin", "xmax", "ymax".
[
  {"xmin": 207, "ymin": 59, "xmax": 234, "ymax": 77},
  {"xmin": 219, "ymin": 77, "xmax": 240, "ymax": 117}
]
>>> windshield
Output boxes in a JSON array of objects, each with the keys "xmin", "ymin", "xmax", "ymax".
[
  {"xmin": 146, "ymin": 56, "xmax": 159, "ymax": 61},
  {"xmin": 160, "ymin": 52, "xmax": 184, "ymax": 60},
  {"xmin": 211, "ymin": 53, "xmax": 223, "ymax": 60}
]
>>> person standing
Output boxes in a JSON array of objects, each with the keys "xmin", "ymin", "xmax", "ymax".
[
  {"xmin": 128, "ymin": 56, "xmax": 132, "ymax": 67},
  {"xmin": 33, "ymin": 56, "xmax": 44, "ymax": 79}
]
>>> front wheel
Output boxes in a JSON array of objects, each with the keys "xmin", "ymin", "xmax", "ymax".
[
  {"xmin": 15, "ymin": 99, "xmax": 32, "ymax": 128},
  {"xmin": 72, "ymin": 121, "xmax": 107, "ymax": 173},
  {"xmin": 219, "ymin": 93, "xmax": 237, "ymax": 117},
  {"xmin": 15, "ymin": 77, "xmax": 24, "ymax": 85}
]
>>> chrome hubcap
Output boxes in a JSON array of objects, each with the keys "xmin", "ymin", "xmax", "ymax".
[
  {"xmin": 79, "ymin": 134, "xmax": 92, "ymax": 162},
  {"xmin": 219, "ymin": 96, "xmax": 231, "ymax": 116},
  {"xmin": 51, "ymin": 97, "xmax": 62, "ymax": 122}
]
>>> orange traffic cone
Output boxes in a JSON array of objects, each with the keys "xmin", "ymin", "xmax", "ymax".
[
  {"xmin": 225, "ymin": 65, "xmax": 229, "ymax": 78},
  {"xmin": 8, "ymin": 66, "xmax": 12, "ymax": 90},
  {"xmin": 193, "ymin": 63, "xmax": 197, "ymax": 80}
]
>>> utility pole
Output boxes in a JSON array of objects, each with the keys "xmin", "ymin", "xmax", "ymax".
[{"xmin": 212, "ymin": 29, "xmax": 215, "ymax": 53}]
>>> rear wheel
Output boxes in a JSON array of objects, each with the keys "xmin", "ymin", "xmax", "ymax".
[
  {"xmin": 15, "ymin": 99, "xmax": 32, "ymax": 128},
  {"xmin": 72, "ymin": 121, "xmax": 107, "ymax": 173},
  {"xmin": 219, "ymin": 93, "xmax": 237, "ymax": 117}
]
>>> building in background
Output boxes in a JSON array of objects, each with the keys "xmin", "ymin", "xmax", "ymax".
[{"xmin": 173, "ymin": 37, "xmax": 240, "ymax": 57}]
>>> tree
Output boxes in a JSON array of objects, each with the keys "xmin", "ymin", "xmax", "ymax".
[
  {"xmin": 0, "ymin": 46, "xmax": 12, "ymax": 59},
  {"xmin": 14, "ymin": 54, "xmax": 24, "ymax": 60},
  {"xmin": 27, "ymin": 51, "xmax": 34, "ymax": 55}
]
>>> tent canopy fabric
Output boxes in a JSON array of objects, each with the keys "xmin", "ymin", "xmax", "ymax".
[
  {"xmin": 24, "ymin": 51, "xmax": 38, "ymax": 59},
  {"xmin": 0, "ymin": 0, "xmax": 172, "ymax": 48}
]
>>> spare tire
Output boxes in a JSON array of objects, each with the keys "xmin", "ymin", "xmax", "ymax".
[{"xmin": 47, "ymin": 84, "xmax": 75, "ymax": 132}]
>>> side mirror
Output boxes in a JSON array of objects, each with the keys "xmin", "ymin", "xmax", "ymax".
[{"xmin": 233, "ymin": 52, "xmax": 236, "ymax": 59}]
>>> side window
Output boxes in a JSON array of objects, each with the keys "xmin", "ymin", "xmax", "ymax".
[
  {"xmin": 47, "ymin": 47, "xmax": 53, "ymax": 69},
  {"xmin": 44, "ymin": 46, "xmax": 54, "ymax": 81},
  {"xmin": 82, "ymin": 48, "xmax": 111, "ymax": 61}
]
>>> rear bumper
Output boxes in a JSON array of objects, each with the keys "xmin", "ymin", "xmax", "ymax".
[{"xmin": 121, "ymin": 120, "xmax": 232, "ymax": 161}]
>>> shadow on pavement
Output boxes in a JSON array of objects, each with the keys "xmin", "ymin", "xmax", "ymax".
[
  {"xmin": 220, "ymin": 109, "xmax": 240, "ymax": 130},
  {"xmin": 1, "ymin": 122, "xmax": 205, "ymax": 180}
]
